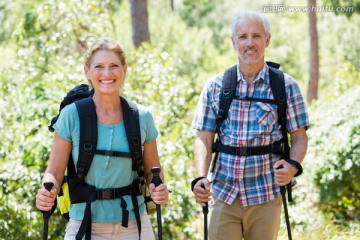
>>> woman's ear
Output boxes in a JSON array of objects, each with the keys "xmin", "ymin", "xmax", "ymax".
[{"xmin": 84, "ymin": 65, "xmax": 89, "ymax": 78}]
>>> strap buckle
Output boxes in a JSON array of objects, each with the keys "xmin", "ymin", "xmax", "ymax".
[
  {"xmin": 97, "ymin": 189, "xmax": 116, "ymax": 200},
  {"xmin": 83, "ymin": 143, "xmax": 93, "ymax": 155},
  {"xmin": 236, "ymin": 147, "xmax": 248, "ymax": 156}
]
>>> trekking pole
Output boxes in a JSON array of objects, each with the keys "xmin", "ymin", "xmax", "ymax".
[
  {"xmin": 201, "ymin": 184, "xmax": 208, "ymax": 240},
  {"xmin": 42, "ymin": 182, "xmax": 54, "ymax": 240},
  {"xmin": 280, "ymin": 185, "xmax": 292, "ymax": 240},
  {"xmin": 276, "ymin": 165, "xmax": 292, "ymax": 240},
  {"xmin": 151, "ymin": 167, "xmax": 163, "ymax": 240}
]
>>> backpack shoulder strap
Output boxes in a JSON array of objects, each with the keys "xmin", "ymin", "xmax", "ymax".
[
  {"xmin": 215, "ymin": 65, "xmax": 238, "ymax": 133},
  {"xmin": 268, "ymin": 64, "xmax": 289, "ymax": 159},
  {"xmin": 121, "ymin": 97, "xmax": 144, "ymax": 177},
  {"xmin": 75, "ymin": 97, "xmax": 98, "ymax": 179}
]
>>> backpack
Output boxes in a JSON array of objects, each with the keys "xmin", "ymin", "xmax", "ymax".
[{"xmin": 48, "ymin": 84, "xmax": 155, "ymax": 239}]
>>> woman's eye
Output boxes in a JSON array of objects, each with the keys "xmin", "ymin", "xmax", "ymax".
[{"xmin": 94, "ymin": 65, "xmax": 103, "ymax": 69}]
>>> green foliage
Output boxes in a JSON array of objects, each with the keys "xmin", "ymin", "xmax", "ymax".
[
  {"xmin": 307, "ymin": 86, "xmax": 360, "ymax": 221},
  {"xmin": 0, "ymin": 161, "xmax": 66, "ymax": 238}
]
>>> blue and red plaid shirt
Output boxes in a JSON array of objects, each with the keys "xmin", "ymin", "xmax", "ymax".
[{"xmin": 191, "ymin": 63, "xmax": 309, "ymax": 206}]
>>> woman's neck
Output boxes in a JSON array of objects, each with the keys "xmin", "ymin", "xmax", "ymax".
[{"xmin": 92, "ymin": 93, "xmax": 121, "ymax": 115}]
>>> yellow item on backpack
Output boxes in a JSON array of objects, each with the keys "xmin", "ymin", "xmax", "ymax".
[{"xmin": 57, "ymin": 181, "xmax": 71, "ymax": 216}]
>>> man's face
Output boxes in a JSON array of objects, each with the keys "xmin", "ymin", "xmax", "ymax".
[{"xmin": 232, "ymin": 18, "xmax": 271, "ymax": 66}]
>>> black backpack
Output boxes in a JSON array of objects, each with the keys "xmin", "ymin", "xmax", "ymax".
[
  {"xmin": 48, "ymin": 84, "xmax": 153, "ymax": 240},
  {"xmin": 212, "ymin": 62, "xmax": 289, "ymax": 169}
]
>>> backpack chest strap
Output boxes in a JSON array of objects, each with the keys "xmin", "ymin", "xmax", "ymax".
[
  {"xmin": 95, "ymin": 150, "xmax": 132, "ymax": 158},
  {"xmin": 214, "ymin": 140, "xmax": 283, "ymax": 156}
]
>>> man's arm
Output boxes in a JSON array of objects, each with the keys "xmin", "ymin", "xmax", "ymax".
[
  {"xmin": 273, "ymin": 127, "xmax": 308, "ymax": 186},
  {"xmin": 193, "ymin": 130, "xmax": 215, "ymax": 205},
  {"xmin": 289, "ymin": 127, "xmax": 308, "ymax": 164},
  {"xmin": 194, "ymin": 130, "xmax": 215, "ymax": 178}
]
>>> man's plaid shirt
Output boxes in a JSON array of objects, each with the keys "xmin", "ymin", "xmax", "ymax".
[{"xmin": 191, "ymin": 63, "xmax": 309, "ymax": 206}]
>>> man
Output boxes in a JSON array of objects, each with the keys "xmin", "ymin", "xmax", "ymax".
[{"xmin": 191, "ymin": 11, "xmax": 309, "ymax": 240}]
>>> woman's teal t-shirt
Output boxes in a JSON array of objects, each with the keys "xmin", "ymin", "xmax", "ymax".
[{"xmin": 53, "ymin": 101, "xmax": 158, "ymax": 223}]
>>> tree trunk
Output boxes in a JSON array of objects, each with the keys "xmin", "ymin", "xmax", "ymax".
[
  {"xmin": 130, "ymin": 0, "xmax": 150, "ymax": 48},
  {"xmin": 307, "ymin": 0, "xmax": 319, "ymax": 103},
  {"xmin": 170, "ymin": 0, "xmax": 174, "ymax": 11}
]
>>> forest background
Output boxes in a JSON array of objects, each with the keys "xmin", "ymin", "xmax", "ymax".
[{"xmin": 0, "ymin": 0, "xmax": 359, "ymax": 239}]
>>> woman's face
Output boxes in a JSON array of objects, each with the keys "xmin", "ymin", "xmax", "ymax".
[{"xmin": 84, "ymin": 50, "xmax": 127, "ymax": 95}]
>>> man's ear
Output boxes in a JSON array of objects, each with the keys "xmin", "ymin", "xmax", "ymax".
[
  {"xmin": 265, "ymin": 34, "xmax": 271, "ymax": 48},
  {"xmin": 231, "ymin": 37, "xmax": 237, "ymax": 50}
]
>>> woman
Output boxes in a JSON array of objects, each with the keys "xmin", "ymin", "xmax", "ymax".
[{"xmin": 36, "ymin": 37, "xmax": 169, "ymax": 239}]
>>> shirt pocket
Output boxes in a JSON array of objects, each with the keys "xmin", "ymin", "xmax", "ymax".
[{"xmin": 256, "ymin": 102, "xmax": 277, "ymax": 127}]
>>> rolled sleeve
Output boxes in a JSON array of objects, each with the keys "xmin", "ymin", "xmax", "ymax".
[
  {"xmin": 191, "ymin": 78, "xmax": 219, "ymax": 132},
  {"xmin": 53, "ymin": 103, "xmax": 79, "ymax": 143},
  {"xmin": 285, "ymin": 75, "xmax": 310, "ymax": 132}
]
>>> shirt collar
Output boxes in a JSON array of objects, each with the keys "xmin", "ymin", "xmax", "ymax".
[{"xmin": 236, "ymin": 63, "xmax": 269, "ymax": 84}]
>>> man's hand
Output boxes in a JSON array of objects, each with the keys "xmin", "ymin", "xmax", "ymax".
[
  {"xmin": 192, "ymin": 178, "xmax": 212, "ymax": 207},
  {"xmin": 273, "ymin": 159, "xmax": 298, "ymax": 186}
]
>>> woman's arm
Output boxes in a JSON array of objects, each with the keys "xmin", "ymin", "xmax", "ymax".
[
  {"xmin": 36, "ymin": 133, "xmax": 71, "ymax": 211},
  {"xmin": 143, "ymin": 140, "xmax": 168, "ymax": 204}
]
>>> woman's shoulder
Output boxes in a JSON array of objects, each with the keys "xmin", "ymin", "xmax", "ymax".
[{"xmin": 58, "ymin": 102, "xmax": 78, "ymax": 119}]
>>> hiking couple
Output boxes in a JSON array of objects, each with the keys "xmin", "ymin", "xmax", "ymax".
[{"xmin": 36, "ymin": 10, "xmax": 309, "ymax": 240}]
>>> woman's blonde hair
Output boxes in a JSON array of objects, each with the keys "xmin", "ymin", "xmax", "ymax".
[{"xmin": 84, "ymin": 37, "xmax": 126, "ymax": 67}]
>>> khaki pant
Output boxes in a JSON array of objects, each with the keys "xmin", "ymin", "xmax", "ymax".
[
  {"xmin": 208, "ymin": 196, "xmax": 282, "ymax": 240},
  {"xmin": 64, "ymin": 213, "xmax": 155, "ymax": 240}
]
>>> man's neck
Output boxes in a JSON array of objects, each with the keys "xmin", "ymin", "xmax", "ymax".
[{"xmin": 239, "ymin": 61, "xmax": 265, "ymax": 83}]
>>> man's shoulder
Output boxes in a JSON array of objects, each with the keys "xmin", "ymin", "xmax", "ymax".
[
  {"xmin": 203, "ymin": 72, "xmax": 225, "ymax": 90},
  {"xmin": 282, "ymin": 72, "xmax": 300, "ymax": 88}
]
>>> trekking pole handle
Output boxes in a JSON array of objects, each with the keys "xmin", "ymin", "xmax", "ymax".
[
  {"xmin": 201, "ymin": 184, "xmax": 209, "ymax": 214},
  {"xmin": 44, "ymin": 182, "xmax": 54, "ymax": 192},
  {"xmin": 43, "ymin": 182, "xmax": 54, "ymax": 219},
  {"xmin": 151, "ymin": 167, "xmax": 162, "ymax": 187},
  {"xmin": 151, "ymin": 167, "xmax": 163, "ymax": 240}
]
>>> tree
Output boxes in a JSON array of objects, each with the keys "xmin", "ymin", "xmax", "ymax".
[
  {"xmin": 307, "ymin": 0, "xmax": 319, "ymax": 103},
  {"xmin": 130, "ymin": 0, "xmax": 150, "ymax": 48}
]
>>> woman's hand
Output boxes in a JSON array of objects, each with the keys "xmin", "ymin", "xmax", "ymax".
[
  {"xmin": 149, "ymin": 183, "xmax": 169, "ymax": 205},
  {"xmin": 35, "ymin": 185, "xmax": 57, "ymax": 211}
]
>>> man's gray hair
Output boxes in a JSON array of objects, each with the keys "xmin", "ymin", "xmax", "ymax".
[{"xmin": 231, "ymin": 10, "xmax": 270, "ymax": 37}]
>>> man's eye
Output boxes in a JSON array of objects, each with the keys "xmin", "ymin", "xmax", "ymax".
[
  {"xmin": 95, "ymin": 65, "xmax": 103, "ymax": 68},
  {"xmin": 111, "ymin": 64, "xmax": 119, "ymax": 68}
]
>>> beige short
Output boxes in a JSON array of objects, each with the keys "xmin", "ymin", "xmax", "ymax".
[
  {"xmin": 208, "ymin": 196, "xmax": 282, "ymax": 240},
  {"xmin": 64, "ymin": 213, "xmax": 155, "ymax": 240}
]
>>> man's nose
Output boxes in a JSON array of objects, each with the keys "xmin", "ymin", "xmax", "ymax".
[{"xmin": 246, "ymin": 36, "xmax": 254, "ymax": 46}]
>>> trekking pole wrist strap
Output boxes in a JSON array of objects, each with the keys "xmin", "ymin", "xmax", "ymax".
[
  {"xmin": 287, "ymin": 159, "xmax": 303, "ymax": 177},
  {"xmin": 191, "ymin": 177, "xmax": 206, "ymax": 192}
]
